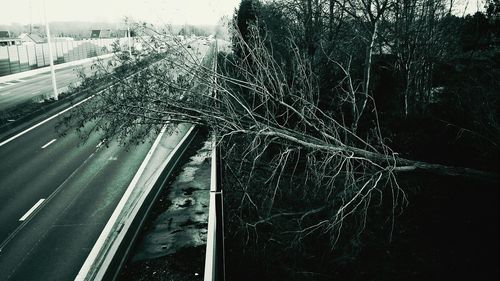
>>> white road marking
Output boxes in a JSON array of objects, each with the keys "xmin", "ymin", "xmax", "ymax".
[
  {"xmin": 16, "ymin": 80, "xmax": 26, "ymax": 83},
  {"xmin": 0, "ymin": 55, "xmax": 156, "ymax": 148},
  {"xmin": 0, "ymin": 91, "xmax": 11, "ymax": 96},
  {"xmin": 1, "ymin": 147, "xmax": 99, "ymax": 251},
  {"xmin": 19, "ymin": 199, "xmax": 45, "ymax": 221},
  {"xmin": 0, "ymin": 95, "xmax": 94, "ymax": 147},
  {"xmin": 31, "ymin": 91, "xmax": 40, "ymax": 95},
  {"xmin": 107, "ymin": 156, "xmax": 118, "ymax": 161},
  {"xmin": 41, "ymin": 138, "xmax": 57, "ymax": 149},
  {"xmin": 75, "ymin": 126, "xmax": 172, "ymax": 280}
]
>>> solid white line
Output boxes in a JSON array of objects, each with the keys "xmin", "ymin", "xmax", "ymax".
[
  {"xmin": 0, "ymin": 95, "xmax": 95, "ymax": 147},
  {"xmin": 41, "ymin": 138, "xmax": 57, "ymax": 149},
  {"xmin": 75, "ymin": 125, "xmax": 169, "ymax": 280},
  {"xmin": 0, "ymin": 91, "xmax": 10, "ymax": 96},
  {"xmin": 0, "ymin": 51, "xmax": 167, "ymax": 148},
  {"xmin": 19, "ymin": 199, "xmax": 45, "ymax": 221},
  {"xmin": 76, "ymin": 125, "xmax": 196, "ymax": 281},
  {"xmin": 0, "ymin": 55, "xmax": 157, "ymax": 148}
]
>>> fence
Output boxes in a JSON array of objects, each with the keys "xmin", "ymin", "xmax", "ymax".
[{"xmin": 0, "ymin": 38, "xmax": 129, "ymax": 77}]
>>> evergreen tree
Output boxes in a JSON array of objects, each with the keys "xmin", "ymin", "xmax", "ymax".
[{"xmin": 236, "ymin": 0, "xmax": 258, "ymax": 43}]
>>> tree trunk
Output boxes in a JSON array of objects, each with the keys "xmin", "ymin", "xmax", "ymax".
[
  {"xmin": 255, "ymin": 128, "xmax": 497, "ymax": 183},
  {"xmin": 395, "ymin": 159, "xmax": 498, "ymax": 183},
  {"xmin": 304, "ymin": 0, "xmax": 316, "ymax": 57},
  {"xmin": 329, "ymin": 0, "xmax": 334, "ymax": 40},
  {"xmin": 354, "ymin": 20, "xmax": 378, "ymax": 131}
]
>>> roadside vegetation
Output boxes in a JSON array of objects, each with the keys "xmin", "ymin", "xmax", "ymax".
[{"xmin": 59, "ymin": 1, "xmax": 499, "ymax": 280}]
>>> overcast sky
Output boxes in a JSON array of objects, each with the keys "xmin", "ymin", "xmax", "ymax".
[
  {"xmin": 1, "ymin": 0, "xmax": 486, "ymax": 26},
  {"xmin": 1, "ymin": 0, "xmax": 240, "ymax": 25}
]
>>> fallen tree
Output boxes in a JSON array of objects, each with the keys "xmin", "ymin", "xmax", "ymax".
[{"xmin": 58, "ymin": 23, "xmax": 497, "ymax": 252}]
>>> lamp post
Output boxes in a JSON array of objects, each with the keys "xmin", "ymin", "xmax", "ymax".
[
  {"xmin": 127, "ymin": 21, "xmax": 132, "ymax": 58},
  {"xmin": 43, "ymin": 0, "xmax": 58, "ymax": 100}
]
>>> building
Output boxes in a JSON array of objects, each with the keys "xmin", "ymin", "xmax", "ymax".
[
  {"xmin": 19, "ymin": 33, "xmax": 46, "ymax": 44},
  {"xmin": 0, "ymin": 31, "xmax": 20, "ymax": 46},
  {"xmin": 90, "ymin": 29, "xmax": 112, "ymax": 39}
]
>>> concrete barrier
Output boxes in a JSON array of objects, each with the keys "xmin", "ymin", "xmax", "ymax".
[
  {"xmin": 75, "ymin": 124, "xmax": 198, "ymax": 281},
  {"xmin": 0, "ymin": 53, "xmax": 114, "ymax": 84}
]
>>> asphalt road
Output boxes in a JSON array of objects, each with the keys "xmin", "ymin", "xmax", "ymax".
[
  {"xmin": 0, "ymin": 39, "xmax": 209, "ymax": 113},
  {"xmin": 0, "ymin": 109, "xmax": 154, "ymax": 280},
  {"xmin": 0, "ymin": 59, "xmax": 109, "ymax": 111},
  {"xmin": 0, "ymin": 40, "xmax": 212, "ymax": 280}
]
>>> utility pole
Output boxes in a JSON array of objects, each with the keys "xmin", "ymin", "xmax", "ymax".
[
  {"xmin": 43, "ymin": 0, "xmax": 58, "ymax": 100},
  {"xmin": 127, "ymin": 22, "xmax": 132, "ymax": 58},
  {"xmin": 29, "ymin": 0, "xmax": 33, "ymax": 33}
]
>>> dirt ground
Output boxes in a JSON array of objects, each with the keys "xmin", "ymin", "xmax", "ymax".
[{"xmin": 118, "ymin": 138, "xmax": 210, "ymax": 281}]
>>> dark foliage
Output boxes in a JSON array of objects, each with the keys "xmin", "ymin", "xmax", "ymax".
[{"xmin": 221, "ymin": 1, "xmax": 499, "ymax": 280}]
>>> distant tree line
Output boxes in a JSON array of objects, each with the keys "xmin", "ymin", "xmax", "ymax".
[{"xmin": 234, "ymin": 0, "xmax": 499, "ymax": 120}]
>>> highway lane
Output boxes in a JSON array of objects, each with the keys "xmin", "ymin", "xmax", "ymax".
[
  {"xmin": 0, "ymin": 40, "xmax": 211, "ymax": 280},
  {"xmin": 0, "ymin": 118, "xmax": 101, "ymax": 242},
  {"xmin": 0, "ymin": 107, "xmax": 155, "ymax": 280},
  {"xmin": 0, "ymin": 40, "xmax": 208, "ymax": 112},
  {"xmin": 0, "ymin": 59, "xmax": 111, "ymax": 111}
]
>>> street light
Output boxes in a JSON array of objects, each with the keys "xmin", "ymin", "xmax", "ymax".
[
  {"xmin": 126, "ymin": 18, "xmax": 133, "ymax": 59},
  {"xmin": 127, "ymin": 25, "xmax": 132, "ymax": 58},
  {"xmin": 43, "ymin": 0, "xmax": 58, "ymax": 100}
]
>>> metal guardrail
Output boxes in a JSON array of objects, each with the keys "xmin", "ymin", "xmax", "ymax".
[{"xmin": 204, "ymin": 40, "xmax": 226, "ymax": 281}]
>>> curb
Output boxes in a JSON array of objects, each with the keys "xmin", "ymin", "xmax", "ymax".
[{"xmin": 75, "ymin": 124, "xmax": 198, "ymax": 281}]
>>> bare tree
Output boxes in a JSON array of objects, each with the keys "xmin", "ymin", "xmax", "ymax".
[
  {"xmin": 59, "ymin": 21, "xmax": 496, "ymax": 251},
  {"xmin": 386, "ymin": 0, "xmax": 451, "ymax": 116}
]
